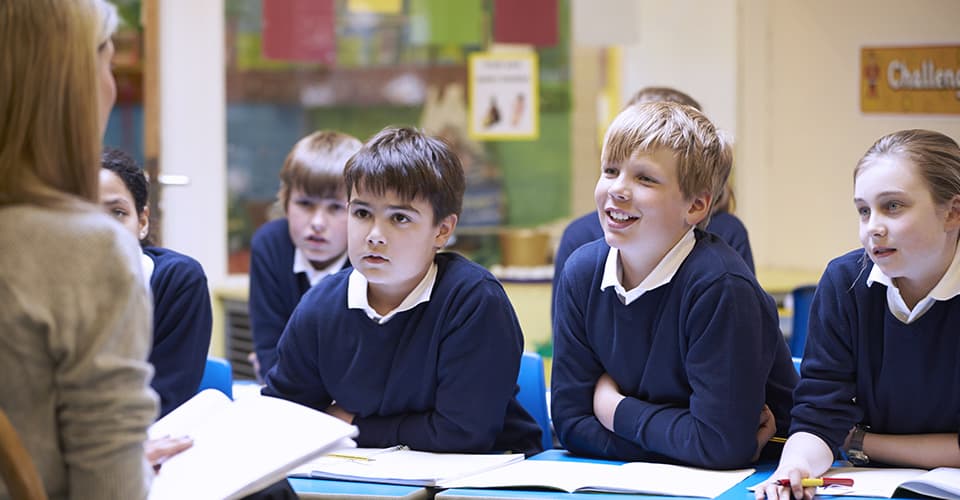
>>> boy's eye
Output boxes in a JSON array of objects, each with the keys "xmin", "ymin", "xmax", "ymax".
[
  {"xmin": 392, "ymin": 213, "xmax": 411, "ymax": 224},
  {"xmin": 856, "ymin": 206, "xmax": 870, "ymax": 218},
  {"xmin": 327, "ymin": 203, "xmax": 346, "ymax": 214},
  {"xmin": 352, "ymin": 208, "xmax": 370, "ymax": 219},
  {"xmin": 637, "ymin": 175, "xmax": 656, "ymax": 184},
  {"xmin": 111, "ymin": 209, "xmax": 127, "ymax": 219},
  {"xmin": 884, "ymin": 201, "xmax": 903, "ymax": 212},
  {"xmin": 602, "ymin": 167, "xmax": 618, "ymax": 176}
]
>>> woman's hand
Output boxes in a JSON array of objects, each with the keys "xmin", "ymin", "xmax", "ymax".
[{"xmin": 145, "ymin": 435, "xmax": 193, "ymax": 473}]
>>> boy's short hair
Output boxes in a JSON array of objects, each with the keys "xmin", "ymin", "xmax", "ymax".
[
  {"xmin": 602, "ymin": 101, "xmax": 732, "ymax": 229},
  {"xmin": 277, "ymin": 130, "xmax": 362, "ymax": 211},
  {"xmin": 344, "ymin": 127, "xmax": 465, "ymax": 224},
  {"xmin": 625, "ymin": 86, "xmax": 701, "ymax": 111}
]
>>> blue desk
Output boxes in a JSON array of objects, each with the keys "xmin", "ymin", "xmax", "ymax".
[
  {"xmin": 436, "ymin": 450, "xmax": 911, "ymax": 500},
  {"xmin": 289, "ymin": 477, "xmax": 430, "ymax": 499}
]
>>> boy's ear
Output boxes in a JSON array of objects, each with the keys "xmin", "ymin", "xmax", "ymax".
[
  {"xmin": 683, "ymin": 191, "xmax": 712, "ymax": 227},
  {"xmin": 139, "ymin": 205, "xmax": 151, "ymax": 241},
  {"xmin": 433, "ymin": 214, "xmax": 458, "ymax": 249}
]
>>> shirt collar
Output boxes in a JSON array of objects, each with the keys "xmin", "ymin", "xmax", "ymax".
[
  {"xmin": 600, "ymin": 228, "xmax": 696, "ymax": 305},
  {"xmin": 866, "ymin": 242, "xmax": 960, "ymax": 324},
  {"xmin": 347, "ymin": 263, "xmax": 437, "ymax": 324},
  {"xmin": 139, "ymin": 251, "xmax": 155, "ymax": 293},
  {"xmin": 293, "ymin": 248, "xmax": 348, "ymax": 287}
]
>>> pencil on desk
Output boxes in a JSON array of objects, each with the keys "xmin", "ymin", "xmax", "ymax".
[
  {"xmin": 776, "ymin": 478, "xmax": 854, "ymax": 487},
  {"xmin": 769, "ymin": 436, "xmax": 787, "ymax": 443}
]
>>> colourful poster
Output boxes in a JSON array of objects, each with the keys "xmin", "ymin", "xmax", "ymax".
[
  {"xmin": 493, "ymin": 0, "xmax": 558, "ymax": 47},
  {"xmin": 861, "ymin": 45, "xmax": 960, "ymax": 114},
  {"xmin": 469, "ymin": 52, "xmax": 539, "ymax": 140},
  {"xmin": 262, "ymin": 0, "xmax": 336, "ymax": 64}
]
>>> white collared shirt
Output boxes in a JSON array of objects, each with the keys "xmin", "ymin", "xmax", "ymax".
[
  {"xmin": 866, "ymin": 243, "xmax": 960, "ymax": 324},
  {"xmin": 600, "ymin": 228, "xmax": 696, "ymax": 305},
  {"xmin": 293, "ymin": 248, "xmax": 348, "ymax": 287},
  {"xmin": 347, "ymin": 263, "xmax": 438, "ymax": 324},
  {"xmin": 139, "ymin": 251, "xmax": 155, "ymax": 293}
]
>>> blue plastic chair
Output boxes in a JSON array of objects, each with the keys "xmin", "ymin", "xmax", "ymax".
[
  {"xmin": 789, "ymin": 285, "xmax": 817, "ymax": 357},
  {"xmin": 792, "ymin": 356, "xmax": 802, "ymax": 375},
  {"xmin": 516, "ymin": 352, "xmax": 553, "ymax": 451},
  {"xmin": 198, "ymin": 356, "xmax": 233, "ymax": 399}
]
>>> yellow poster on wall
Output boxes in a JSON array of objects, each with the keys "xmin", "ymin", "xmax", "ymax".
[
  {"xmin": 468, "ymin": 51, "xmax": 540, "ymax": 141},
  {"xmin": 861, "ymin": 45, "xmax": 960, "ymax": 114},
  {"xmin": 346, "ymin": 0, "xmax": 402, "ymax": 14}
]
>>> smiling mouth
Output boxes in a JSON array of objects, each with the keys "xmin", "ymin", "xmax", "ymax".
[{"xmin": 605, "ymin": 209, "xmax": 638, "ymax": 225}]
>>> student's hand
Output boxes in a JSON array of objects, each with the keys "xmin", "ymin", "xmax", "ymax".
[
  {"xmin": 247, "ymin": 351, "xmax": 262, "ymax": 384},
  {"xmin": 326, "ymin": 403, "xmax": 355, "ymax": 424},
  {"xmin": 593, "ymin": 373, "xmax": 625, "ymax": 432},
  {"xmin": 755, "ymin": 463, "xmax": 816, "ymax": 500},
  {"xmin": 752, "ymin": 404, "xmax": 777, "ymax": 462},
  {"xmin": 145, "ymin": 435, "xmax": 193, "ymax": 473},
  {"xmin": 755, "ymin": 432, "xmax": 834, "ymax": 500}
]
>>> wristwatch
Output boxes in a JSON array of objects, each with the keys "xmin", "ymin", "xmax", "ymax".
[{"xmin": 846, "ymin": 424, "xmax": 870, "ymax": 466}]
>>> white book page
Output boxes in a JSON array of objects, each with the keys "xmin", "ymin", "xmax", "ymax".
[
  {"xmin": 440, "ymin": 460, "xmax": 622, "ymax": 492},
  {"xmin": 815, "ymin": 467, "xmax": 928, "ymax": 497},
  {"xmin": 148, "ymin": 393, "xmax": 357, "ymax": 500},
  {"xmin": 901, "ymin": 467, "xmax": 960, "ymax": 500},
  {"xmin": 597, "ymin": 462, "xmax": 754, "ymax": 498},
  {"xmin": 148, "ymin": 388, "xmax": 230, "ymax": 439},
  {"xmin": 304, "ymin": 447, "xmax": 524, "ymax": 486}
]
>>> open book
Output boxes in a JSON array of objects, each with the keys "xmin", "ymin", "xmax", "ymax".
[
  {"xmin": 798, "ymin": 466, "xmax": 960, "ymax": 500},
  {"xmin": 147, "ymin": 389, "xmax": 358, "ymax": 500},
  {"xmin": 292, "ymin": 446, "xmax": 524, "ymax": 487},
  {"xmin": 439, "ymin": 459, "xmax": 755, "ymax": 498}
]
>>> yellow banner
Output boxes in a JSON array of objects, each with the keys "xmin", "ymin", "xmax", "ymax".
[
  {"xmin": 347, "ymin": 0, "xmax": 402, "ymax": 14},
  {"xmin": 861, "ymin": 45, "xmax": 960, "ymax": 114}
]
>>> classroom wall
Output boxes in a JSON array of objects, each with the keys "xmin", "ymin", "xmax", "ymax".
[
  {"xmin": 617, "ymin": 0, "xmax": 960, "ymax": 275},
  {"xmin": 741, "ymin": 0, "xmax": 960, "ymax": 273}
]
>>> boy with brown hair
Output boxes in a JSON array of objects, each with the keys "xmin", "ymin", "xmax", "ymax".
[
  {"xmin": 551, "ymin": 102, "xmax": 796, "ymax": 468},
  {"xmin": 263, "ymin": 127, "xmax": 542, "ymax": 455}
]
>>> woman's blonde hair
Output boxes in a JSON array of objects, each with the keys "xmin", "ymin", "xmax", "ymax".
[{"xmin": 0, "ymin": 0, "xmax": 118, "ymax": 208}]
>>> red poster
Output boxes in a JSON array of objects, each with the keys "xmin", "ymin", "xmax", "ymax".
[
  {"xmin": 493, "ymin": 0, "xmax": 558, "ymax": 47},
  {"xmin": 262, "ymin": 0, "xmax": 336, "ymax": 64}
]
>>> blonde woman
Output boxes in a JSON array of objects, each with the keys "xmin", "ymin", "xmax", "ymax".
[{"xmin": 0, "ymin": 1, "xmax": 189, "ymax": 497}]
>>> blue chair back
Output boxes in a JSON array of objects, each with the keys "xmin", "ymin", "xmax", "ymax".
[
  {"xmin": 790, "ymin": 285, "xmax": 817, "ymax": 357},
  {"xmin": 792, "ymin": 356, "xmax": 802, "ymax": 375},
  {"xmin": 516, "ymin": 352, "xmax": 553, "ymax": 450},
  {"xmin": 198, "ymin": 356, "xmax": 233, "ymax": 399}
]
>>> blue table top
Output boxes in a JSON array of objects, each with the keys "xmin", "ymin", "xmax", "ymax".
[{"xmin": 289, "ymin": 476, "xmax": 430, "ymax": 499}]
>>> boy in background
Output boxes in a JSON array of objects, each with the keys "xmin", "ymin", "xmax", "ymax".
[
  {"xmin": 249, "ymin": 131, "xmax": 361, "ymax": 380},
  {"xmin": 551, "ymin": 102, "xmax": 796, "ymax": 468},
  {"xmin": 263, "ymin": 127, "xmax": 542, "ymax": 456}
]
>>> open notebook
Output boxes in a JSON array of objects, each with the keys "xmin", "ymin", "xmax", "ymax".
[
  {"xmin": 439, "ymin": 459, "xmax": 755, "ymax": 498},
  {"xmin": 776, "ymin": 466, "xmax": 960, "ymax": 500},
  {"xmin": 292, "ymin": 446, "xmax": 524, "ymax": 487},
  {"xmin": 147, "ymin": 389, "xmax": 358, "ymax": 500}
]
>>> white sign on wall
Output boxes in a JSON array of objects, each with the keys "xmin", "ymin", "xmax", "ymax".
[{"xmin": 468, "ymin": 52, "xmax": 539, "ymax": 141}]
